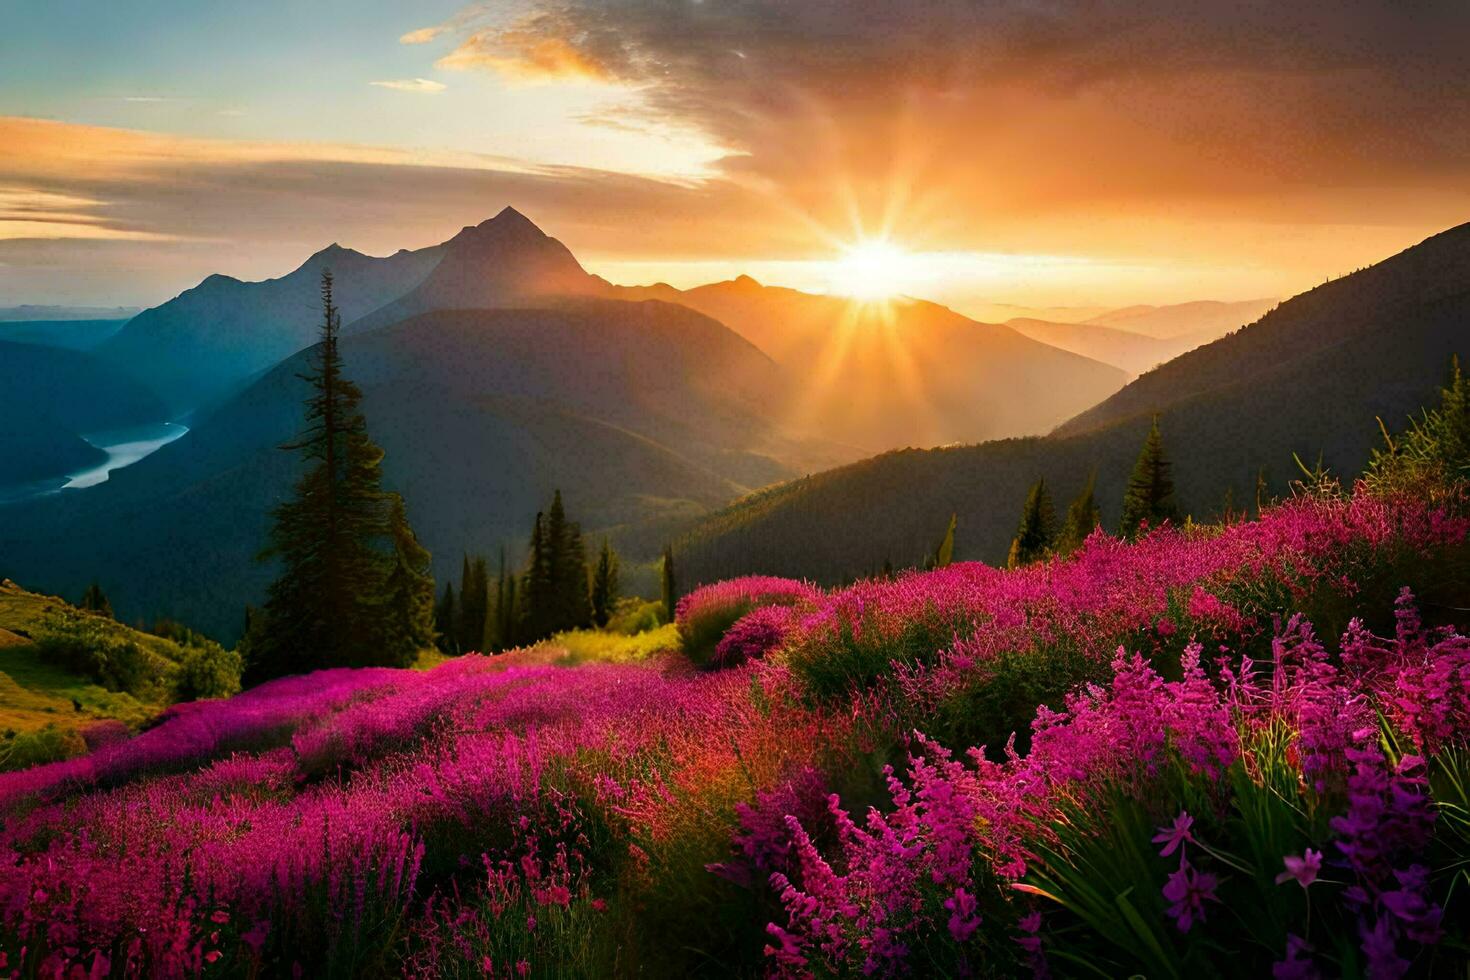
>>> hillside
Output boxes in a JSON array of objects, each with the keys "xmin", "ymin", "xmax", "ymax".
[
  {"xmin": 0, "ymin": 318, "xmax": 128, "ymax": 350},
  {"xmin": 97, "ymin": 241, "xmax": 444, "ymax": 414},
  {"xmin": 0, "ymin": 301, "xmax": 857, "ymax": 640},
  {"xmin": 675, "ymin": 221, "xmax": 1470, "ymax": 585},
  {"xmin": 1084, "ymin": 297, "xmax": 1277, "ymax": 339},
  {"xmin": 615, "ymin": 276, "xmax": 1128, "ymax": 451},
  {"xmin": 0, "ymin": 579, "xmax": 217, "ymax": 771},
  {"xmin": 0, "ymin": 342, "xmax": 171, "ymax": 492},
  {"xmin": 1002, "ymin": 317, "xmax": 1184, "ymax": 374}
]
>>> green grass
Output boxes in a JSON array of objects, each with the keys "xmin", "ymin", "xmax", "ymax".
[
  {"xmin": 0, "ymin": 579, "xmax": 200, "ymax": 768},
  {"xmin": 547, "ymin": 624, "xmax": 681, "ymax": 664}
]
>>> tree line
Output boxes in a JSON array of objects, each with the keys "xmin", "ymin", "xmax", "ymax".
[{"xmin": 433, "ymin": 491, "xmax": 625, "ymax": 654}]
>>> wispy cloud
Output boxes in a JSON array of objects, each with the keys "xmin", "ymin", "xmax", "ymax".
[
  {"xmin": 369, "ymin": 78, "xmax": 447, "ymax": 94},
  {"xmin": 400, "ymin": 26, "xmax": 446, "ymax": 44}
]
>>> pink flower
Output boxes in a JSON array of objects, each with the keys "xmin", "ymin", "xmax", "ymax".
[
  {"xmin": 516, "ymin": 960, "xmax": 531, "ymax": 976},
  {"xmin": 1274, "ymin": 849, "xmax": 1322, "ymax": 888},
  {"xmin": 590, "ymin": 898, "xmax": 607, "ymax": 912},
  {"xmin": 1152, "ymin": 811, "xmax": 1195, "ymax": 857},
  {"xmin": 944, "ymin": 887, "xmax": 981, "ymax": 942},
  {"xmin": 1162, "ymin": 859, "xmax": 1219, "ymax": 932}
]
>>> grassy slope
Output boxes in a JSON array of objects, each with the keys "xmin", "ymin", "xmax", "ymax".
[{"xmin": 0, "ymin": 580, "xmax": 178, "ymax": 738}]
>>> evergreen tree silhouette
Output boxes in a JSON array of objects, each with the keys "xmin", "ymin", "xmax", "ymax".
[
  {"xmin": 1056, "ymin": 473, "xmax": 1102, "ymax": 555},
  {"xmin": 1007, "ymin": 478, "xmax": 1056, "ymax": 567},
  {"xmin": 1120, "ymin": 416, "xmax": 1181, "ymax": 541},
  {"xmin": 590, "ymin": 538, "xmax": 621, "ymax": 628}
]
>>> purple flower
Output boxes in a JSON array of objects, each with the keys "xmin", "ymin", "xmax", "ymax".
[
  {"xmin": 1152, "ymin": 811, "xmax": 1195, "ymax": 858},
  {"xmin": 944, "ymin": 887, "xmax": 981, "ymax": 942},
  {"xmin": 1272, "ymin": 934, "xmax": 1320, "ymax": 980},
  {"xmin": 1274, "ymin": 849, "xmax": 1322, "ymax": 888},
  {"xmin": 1162, "ymin": 858, "xmax": 1219, "ymax": 933}
]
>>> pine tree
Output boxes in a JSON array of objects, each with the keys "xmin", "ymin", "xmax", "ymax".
[
  {"xmin": 1120, "ymin": 416, "xmax": 1181, "ymax": 541},
  {"xmin": 381, "ymin": 494, "xmax": 436, "ymax": 663},
  {"xmin": 244, "ymin": 270, "xmax": 428, "ymax": 683},
  {"xmin": 434, "ymin": 582, "xmax": 457, "ymax": 653},
  {"xmin": 520, "ymin": 512, "xmax": 553, "ymax": 641},
  {"xmin": 1007, "ymin": 478, "xmax": 1056, "ymax": 567},
  {"xmin": 458, "ymin": 555, "xmax": 488, "ymax": 653},
  {"xmin": 929, "ymin": 513, "xmax": 956, "ymax": 570},
  {"xmin": 660, "ymin": 545, "xmax": 677, "ymax": 624},
  {"xmin": 590, "ymin": 539, "xmax": 621, "ymax": 628},
  {"xmin": 559, "ymin": 519, "xmax": 592, "ymax": 632},
  {"xmin": 79, "ymin": 581, "xmax": 113, "ymax": 619},
  {"xmin": 1056, "ymin": 473, "xmax": 1102, "ymax": 555}
]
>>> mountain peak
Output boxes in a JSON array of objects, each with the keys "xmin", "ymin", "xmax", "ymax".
[{"xmin": 732, "ymin": 274, "xmax": 763, "ymax": 289}]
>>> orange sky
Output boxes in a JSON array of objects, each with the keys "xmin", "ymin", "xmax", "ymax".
[{"xmin": 3, "ymin": 1, "xmax": 1469, "ymax": 314}]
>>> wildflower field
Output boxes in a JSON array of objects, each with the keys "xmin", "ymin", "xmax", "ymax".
[{"xmin": 3, "ymin": 486, "xmax": 1469, "ymax": 977}]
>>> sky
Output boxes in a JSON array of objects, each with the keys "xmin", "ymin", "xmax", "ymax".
[{"xmin": 3, "ymin": 0, "xmax": 1470, "ymax": 318}]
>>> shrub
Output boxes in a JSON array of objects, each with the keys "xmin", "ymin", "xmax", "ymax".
[
  {"xmin": 34, "ymin": 609, "xmax": 176, "ymax": 700},
  {"xmin": 0, "ymin": 725, "xmax": 86, "ymax": 773},
  {"xmin": 176, "ymin": 641, "xmax": 243, "ymax": 700},
  {"xmin": 713, "ymin": 605, "xmax": 797, "ymax": 667},
  {"xmin": 675, "ymin": 576, "xmax": 818, "ymax": 667},
  {"xmin": 606, "ymin": 597, "xmax": 664, "ymax": 636}
]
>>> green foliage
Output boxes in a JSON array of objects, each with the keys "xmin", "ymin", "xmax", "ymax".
[
  {"xmin": 175, "ymin": 642, "xmax": 243, "ymax": 700},
  {"xmin": 928, "ymin": 513, "xmax": 957, "ymax": 570},
  {"xmin": 589, "ymin": 539, "xmax": 620, "ymax": 628},
  {"xmin": 785, "ymin": 609, "xmax": 967, "ymax": 702},
  {"xmin": 1366, "ymin": 354, "xmax": 1470, "ymax": 501},
  {"xmin": 78, "ymin": 581, "xmax": 112, "ymax": 619},
  {"xmin": 518, "ymin": 491, "xmax": 594, "ymax": 643},
  {"xmin": 1121, "ymin": 415, "xmax": 1182, "ymax": 540},
  {"xmin": 606, "ymin": 596, "xmax": 663, "ymax": 636},
  {"xmin": 1057, "ymin": 472, "xmax": 1102, "ymax": 555},
  {"xmin": 34, "ymin": 608, "xmax": 176, "ymax": 701},
  {"xmin": 550, "ymin": 624, "xmax": 679, "ymax": 665},
  {"xmin": 929, "ymin": 642, "xmax": 1107, "ymax": 758},
  {"xmin": 246, "ymin": 270, "xmax": 433, "ymax": 682},
  {"xmin": 383, "ymin": 494, "xmax": 437, "ymax": 658},
  {"xmin": 1007, "ymin": 478, "xmax": 1057, "ymax": 568},
  {"xmin": 0, "ymin": 724, "xmax": 86, "ymax": 773}
]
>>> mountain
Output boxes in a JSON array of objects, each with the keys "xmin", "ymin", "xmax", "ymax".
[
  {"xmin": 0, "ymin": 342, "xmax": 170, "ymax": 490},
  {"xmin": 1002, "ymin": 318, "xmax": 1185, "ymax": 375},
  {"xmin": 674, "ymin": 221, "xmax": 1470, "ymax": 587},
  {"xmin": 612, "ymin": 276, "xmax": 1128, "ymax": 451},
  {"xmin": 97, "ymin": 242, "xmax": 444, "ymax": 414},
  {"xmin": 1084, "ymin": 298, "xmax": 1277, "ymax": 340},
  {"xmin": 345, "ymin": 207, "xmax": 601, "ymax": 334},
  {"xmin": 0, "ymin": 300, "xmax": 856, "ymax": 640},
  {"xmin": 0, "ymin": 305, "xmax": 140, "ymax": 322},
  {"xmin": 0, "ymin": 320, "xmax": 128, "ymax": 351}
]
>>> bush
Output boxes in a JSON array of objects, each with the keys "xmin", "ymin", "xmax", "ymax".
[
  {"xmin": 0, "ymin": 725, "xmax": 86, "ymax": 772},
  {"xmin": 35, "ymin": 609, "xmax": 176, "ymax": 700},
  {"xmin": 606, "ymin": 597, "xmax": 664, "ymax": 636},
  {"xmin": 175, "ymin": 642, "xmax": 243, "ymax": 700},
  {"xmin": 675, "ymin": 576, "xmax": 818, "ymax": 667},
  {"xmin": 712, "ymin": 605, "xmax": 797, "ymax": 667}
]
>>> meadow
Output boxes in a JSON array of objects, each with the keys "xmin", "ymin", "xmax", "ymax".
[{"xmin": 2, "ymin": 482, "xmax": 1468, "ymax": 977}]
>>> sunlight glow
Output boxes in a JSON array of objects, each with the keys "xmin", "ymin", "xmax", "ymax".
[{"xmin": 825, "ymin": 238, "xmax": 929, "ymax": 301}]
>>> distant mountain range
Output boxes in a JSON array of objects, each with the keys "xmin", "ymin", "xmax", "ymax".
[
  {"xmin": 0, "ymin": 305, "xmax": 140, "ymax": 322},
  {"xmin": 674, "ymin": 222, "xmax": 1470, "ymax": 586},
  {"xmin": 611, "ymin": 276, "xmax": 1128, "ymax": 450}
]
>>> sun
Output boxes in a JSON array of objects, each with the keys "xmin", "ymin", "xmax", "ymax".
[{"xmin": 826, "ymin": 238, "xmax": 925, "ymax": 302}]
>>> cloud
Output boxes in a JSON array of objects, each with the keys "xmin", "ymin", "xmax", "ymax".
[
  {"xmin": 418, "ymin": 0, "xmax": 1470, "ymax": 245},
  {"xmin": 369, "ymin": 78, "xmax": 447, "ymax": 94},
  {"xmin": 400, "ymin": 26, "xmax": 446, "ymax": 44}
]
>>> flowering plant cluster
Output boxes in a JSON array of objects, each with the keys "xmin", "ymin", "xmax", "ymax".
[
  {"xmin": 0, "ymin": 485, "xmax": 1466, "ymax": 976},
  {"xmin": 675, "ymin": 575, "xmax": 819, "ymax": 666}
]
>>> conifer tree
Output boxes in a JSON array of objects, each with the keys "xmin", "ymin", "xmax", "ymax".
[
  {"xmin": 244, "ymin": 270, "xmax": 432, "ymax": 683},
  {"xmin": 79, "ymin": 581, "xmax": 113, "ymax": 619},
  {"xmin": 1056, "ymin": 473, "xmax": 1102, "ymax": 555},
  {"xmin": 434, "ymin": 582, "xmax": 457, "ymax": 653},
  {"xmin": 559, "ymin": 519, "xmax": 592, "ymax": 631},
  {"xmin": 382, "ymin": 494, "xmax": 436, "ymax": 661},
  {"xmin": 458, "ymin": 555, "xmax": 489, "ymax": 653},
  {"xmin": 660, "ymin": 545, "xmax": 677, "ymax": 623},
  {"xmin": 1007, "ymin": 478, "xmax": 1056, "ymax": 567},
  {"xmin": 520, "ymin": 512, "xmax": 553, "ymax": 641},
  {"xmin": 1120, "ymin": 416, "xmax": 1181, "ymax": 541},
  {"xmin": 590, "ymin": 539, "xmax": 621, "ymax": 628}
]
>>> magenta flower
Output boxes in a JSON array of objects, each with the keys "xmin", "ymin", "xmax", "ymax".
[
  {"xmin": 1152, "ymin": 811, "xmax": 1195, "ymax": 857},
  {"xmin": 944, "ymin": 887, "xmax": 981, "ymax": 942},
  {"xmin": 1274, "ymin": 849, "xmax": 1322, "ymax": 888},
  {"xmin": 1162, "ymin": 859, "xmax": 1219, "ymax": 932}
]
